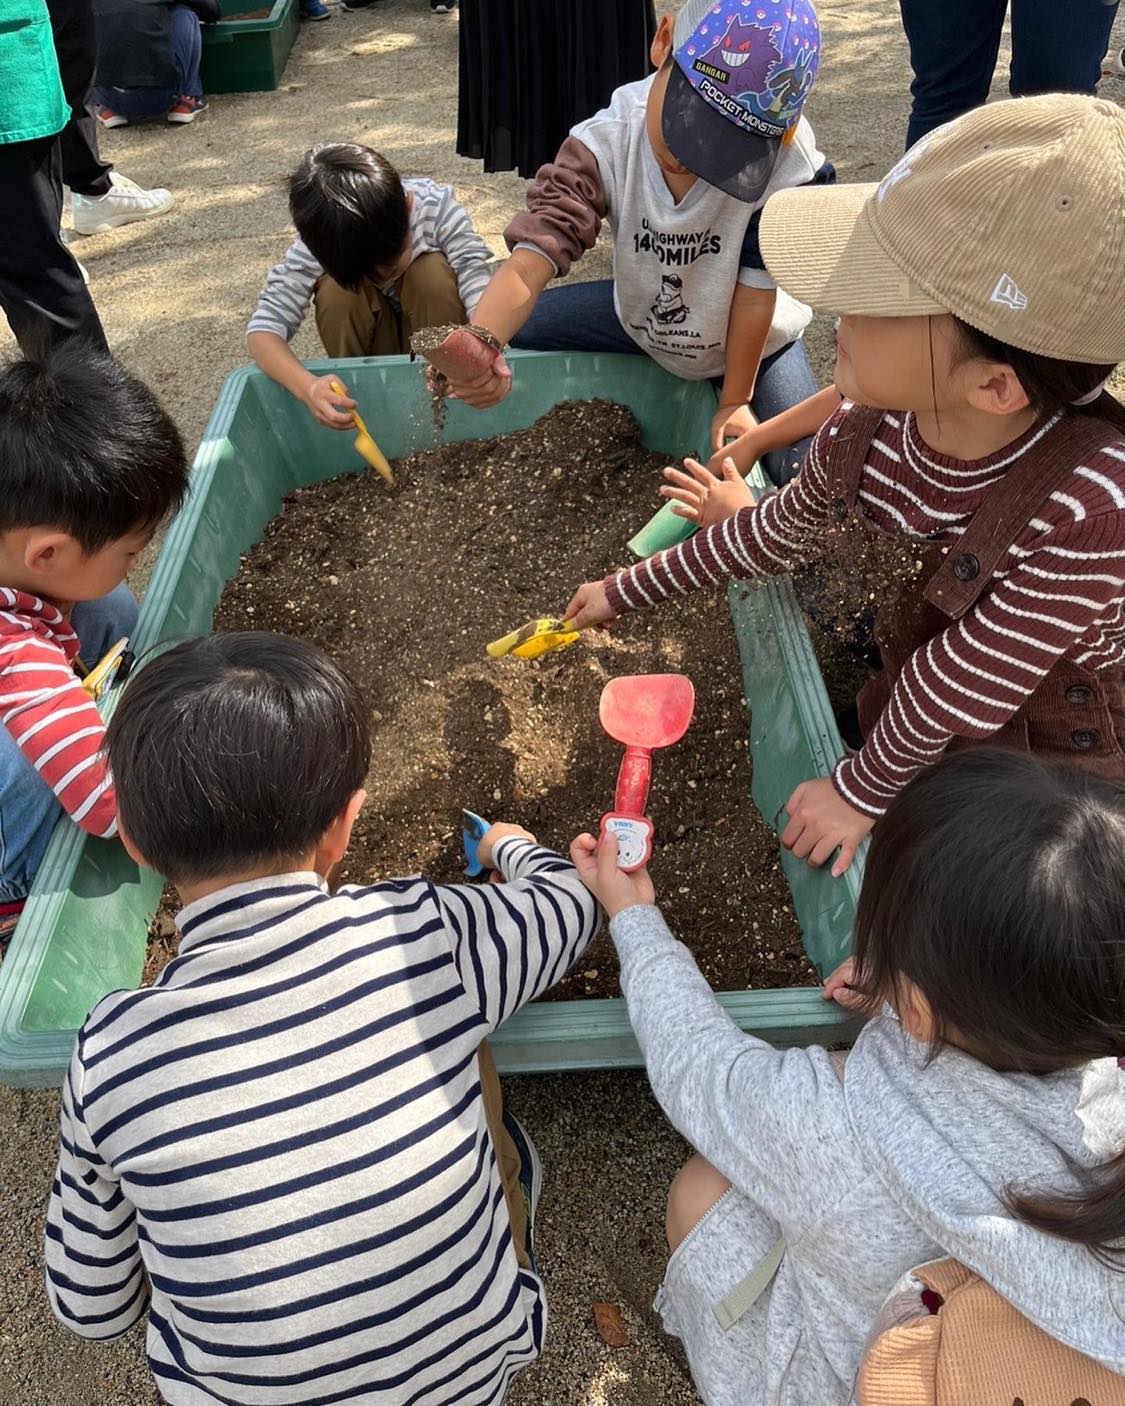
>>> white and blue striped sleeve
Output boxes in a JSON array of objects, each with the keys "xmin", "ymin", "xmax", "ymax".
[
  {"xmin": 434, "ymin": 839, "xmax": 601, "ymax": 1031},
  {"xmin": 45, "ymin": 1037, "xmax": 148, "ymax": 1341},
  {"xmin": 246, "ymin": 239, "xmax": 324, "ymax": 341},
  {"xmin": 429, "ymin": 184, "xmax": 493, "ymax": 316}
]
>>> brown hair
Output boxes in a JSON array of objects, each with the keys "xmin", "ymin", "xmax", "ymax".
[
  {"xmin": 954, "ymin": 318, "xmax": 1125, "ymax": 436},
  {"xmin": 852, "ymin": 749, "xmax": 1125, "ymax": 1268}
]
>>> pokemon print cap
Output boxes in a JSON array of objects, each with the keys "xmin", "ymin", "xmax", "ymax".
[
  {"xmin": 759, "ymin": 93, "xmax": 1125, "ymax": 362},
  {"xmin": 662, "ymin": 0, "xmax": 821, "ymax": 203}
]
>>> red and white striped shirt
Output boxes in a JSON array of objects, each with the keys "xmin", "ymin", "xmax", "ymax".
[
  {"xmin": 605, "ymin": 404, "xmax": 1125, "ymax": 815},
  {"xmin": 0, "ymin": 590, "xmax": 116, "ymax": 837}
]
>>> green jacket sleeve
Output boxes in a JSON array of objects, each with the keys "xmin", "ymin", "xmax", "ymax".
[{"xmin": 0, "ymin": 1, "xmax": 69, "ymax": 145}]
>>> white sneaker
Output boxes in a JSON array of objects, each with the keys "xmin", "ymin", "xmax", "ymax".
[{"xmin": 71, "ymin": 171, "xmax": 175, "ymax": 235}]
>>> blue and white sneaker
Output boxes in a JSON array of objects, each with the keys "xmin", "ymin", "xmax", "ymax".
[
  {"xmin": 502, "ymin": 1110, "xmax": 542, "ymax": 1274},
  {"xmin": 300, "ymin": 0, "xmax": 331, "ymax": 18}
]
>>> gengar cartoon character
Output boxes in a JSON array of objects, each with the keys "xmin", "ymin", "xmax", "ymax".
[{"xmin": 698, "ymin": 17, "xmax": 781, "ymax": 93}]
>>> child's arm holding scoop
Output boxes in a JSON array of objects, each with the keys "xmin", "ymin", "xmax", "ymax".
[
  {"xmin": 247, "ymin": 331, "xmax": 356, "ymax": 430},
  {"xmin": 570, "ymin": 830, "xmax": 860, "ymax": 1220}
]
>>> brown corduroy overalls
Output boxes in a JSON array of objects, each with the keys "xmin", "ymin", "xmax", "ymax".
[{"xmin": 825, "ymin": 405, "xmax": 1125, "ymax": 778}]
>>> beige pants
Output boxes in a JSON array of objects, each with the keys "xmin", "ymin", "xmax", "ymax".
[
  {"xmin": 314, "ymin": 251, "xmax": 468, "ymax": 357},
  {"xmin": 478, "ymin": 1041, "xmax": 530, "ymax": 1271}
]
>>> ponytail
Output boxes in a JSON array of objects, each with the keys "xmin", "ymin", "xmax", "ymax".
[{"xmin": 1007, "ymin": 1146, "xmax": 1125, "ymax": 1270}]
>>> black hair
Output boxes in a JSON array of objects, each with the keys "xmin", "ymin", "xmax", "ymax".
[
  {"xmin": 105, "ymin": 632, "xmax": 371, "ymax": 884},
  {"xmin": 0, "ymin": 343, "xmax": 188, "ymax": 554},
  {"xmin": 954, "ymin": 318, "xmax": 1125, "ymax": 435},
  {"xmin": 852, "ymin": 749, "xmax": 1125, "ymax": 1267},
  {"xmin": 288, "ymin": 143, "xmax": 409, "ymax": 291}
]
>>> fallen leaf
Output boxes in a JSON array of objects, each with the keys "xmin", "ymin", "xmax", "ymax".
[{"xmin": 592, "ymin": 1302, "xmax": 628, "ymax": 1348}]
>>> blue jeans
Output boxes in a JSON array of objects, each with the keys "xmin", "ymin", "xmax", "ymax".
[
  {"xmin": 0, "ymin": 585, "xmax": 137, "ymax": 903},
  {"xmin": 511, "ymin": 278, "xmax": 818, "ymax": 485},
  {"xmin": 92, "ymin": 4, "xmax": 204, "ymax": 117},
  {"xmin": 900, "ymin": 0, "xmax": 1119, "ymax": 149}
]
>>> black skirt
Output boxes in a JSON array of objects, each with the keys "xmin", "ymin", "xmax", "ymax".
[{"xmin": 457, "ymin": 0, "xmax": 657, "ymax": 178}]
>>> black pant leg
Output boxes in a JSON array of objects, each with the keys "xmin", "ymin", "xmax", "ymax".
[
  {"xmin": 0, "ymin": 135, "xmax": 107, "ymax": 355},
  {"xmin": 46, "ymin": 0, "xmax": 113, "ymax": 197}
]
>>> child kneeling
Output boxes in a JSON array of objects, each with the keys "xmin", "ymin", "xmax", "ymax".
[
  {"xmin": 45, "ymin": 631, "xmax": 599, "ymax": 1406},
  {"xmin": 573, "ymin": 749, "xmax": 1125, "ymax": 1405},
  {"xmin": 0, "ymin": 346, "xmax": 187, "ymax": 941}
]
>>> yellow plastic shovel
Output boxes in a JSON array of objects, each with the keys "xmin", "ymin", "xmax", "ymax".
[{"xmin": 330, "ymin": 379, "xmax": 394, "ymax": 485}]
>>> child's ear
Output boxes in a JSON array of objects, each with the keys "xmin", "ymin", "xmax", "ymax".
[
  {"xmin": 313, "ymin": 789, "xmax": 367, "ymax": 877},
  {"xmin": 964, "ymin": 361, "xmax": 1031, "ymax": 418},
  {"xmin": 116, "ymin": 818, "xmax": 152, "ymax": 872},
  {"xmin": 24, "ymin": 530, "xmax": 80, "ymax": 577},
  {"xmin": 650, "ymin": 14, "xmax": 675, "ymax": 68}
]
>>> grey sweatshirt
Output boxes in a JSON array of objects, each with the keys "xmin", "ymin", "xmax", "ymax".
[
  {"xmin": 611, "ymin": 903, "xmax": 1125, "ymax": 1404},
  {"xmin": 247, "ymin": 177, "xmax": 492, "ymax": 342}
]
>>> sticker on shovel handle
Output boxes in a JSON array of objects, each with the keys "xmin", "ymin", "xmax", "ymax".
[{"xmin": 599, "ymin": 813, "xmax": 655, "ymax": 872}]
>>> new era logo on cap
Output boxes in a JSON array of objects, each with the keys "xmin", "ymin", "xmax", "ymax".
[{"xmin": 991, "ymin": 274, "xmax": 1028, "ymax": 312}]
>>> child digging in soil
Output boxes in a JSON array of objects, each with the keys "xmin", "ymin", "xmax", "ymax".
[
  {"xmin": 247, "ymin": 144, "xmax": 493, "ymax": 432},
  {"xmin": 568, "ymin": 93, "xmax": 1125, "ymax": 875},
  {"xmin": 429, "ymin": 0, "xmax": 834, "ymax": 488},
  {"xmin": 571, "ymin": 748, "xmax": 1125, "ymax": 1406},
  {"xmin": 45, "ymin": 631, "xmax": 600, "ymax": 1406},
  {"xmin": 0, "ymin": 345, "xmax": 187, "ymax": 946}
]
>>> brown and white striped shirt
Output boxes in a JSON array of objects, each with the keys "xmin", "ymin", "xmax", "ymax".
[{"xmin": 605, "ymin": 403, "xmax": 1125, "ymax": 815}]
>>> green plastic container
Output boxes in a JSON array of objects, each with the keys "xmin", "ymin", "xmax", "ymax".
[
  {"xmin": 201, "ymin": 0, "xmax": 299, "ymax": 95},
  {"xmin": 0, "ymin": 353, "xmax": 857, "ymax": 1087}
]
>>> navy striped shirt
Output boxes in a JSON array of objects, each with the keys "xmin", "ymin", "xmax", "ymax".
[{"xmin": 46, "ymin": 839, "xmax": 598, "ymax": 1405}]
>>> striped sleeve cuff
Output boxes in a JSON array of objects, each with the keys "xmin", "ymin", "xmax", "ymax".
[{"xmin": 831, "ymin": 756, "xmax": 889, "ymax": 819}]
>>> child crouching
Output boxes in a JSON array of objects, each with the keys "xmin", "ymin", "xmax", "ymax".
[
  {"xmin": 572, "ymin": 749, "xmax": 1125, "ymax": 1406},
  {"xmin": 46, "ymin": 631, "xmax": 600, "ymax": 1406}
]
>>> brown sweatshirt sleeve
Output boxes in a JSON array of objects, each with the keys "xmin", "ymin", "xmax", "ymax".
[{"xmin": 503, "ymin": 137, "xmax": 608, "ymax": 277}]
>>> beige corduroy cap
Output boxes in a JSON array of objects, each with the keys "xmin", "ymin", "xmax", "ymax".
[{"xmin": 759, "ymin": 93, "xmax": 1125, "ymax": 363}]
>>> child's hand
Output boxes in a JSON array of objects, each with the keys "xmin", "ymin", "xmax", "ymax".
[
  {"xmin": 569, "ymin": 831, "xmax": 655, "ymax": 917},
  {"xmin": 477, "ymin": 822, "xmax": 537, "ymax": 869},
  {"xmin": 705, "ymin": 425, "xmax": 762, "ymax": 477},
  {"xmin": 781, "ymin": 778, "xmax": 874, "ymax": 877},
  {"xmin": 446, "ymin": 357, "xmax": 513, "ymax": 409},
  {"xmin": 711, "ymin": 401, "xmax": 756, "ymax": 453},
  {"xmin": 821, "ymin": 957, "xmax": 866, "ymax": 1010},
  {"xmin": 659, "ymin": 457, "xmax": 757, "ymax": 528},
  {"xmin": 565, "ymin": 581, "xmax": 618, "ymax": 630},
  {"xmin": 303, "ymin": 374, "xmax": 357, "ymax": 430}
]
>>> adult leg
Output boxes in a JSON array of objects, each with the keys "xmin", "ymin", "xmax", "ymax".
[
  {"xmin": 0, "ymin": 135, "xmax": 106, "ymax": 354},
  {"xmin": 313, "ymin": 277, "xmax": 400, "ymax": 357},
  {"xmin": 510, "ymin": 279, "xmax": 644, "ymax": 355},
  {"xmin": 477, "ymin": 1043, "xmax": 530, "ymax": 1271},
  {"xmin": 170, "ymin": 3, "xmax": 205, "ymax": 100},
  {"xmin": 1009, "ymin": 0, "xmax": 1119, "ymax": 97},
  {"xmin": 47, "ymin": 0, "xmax": 114, "ymax": 197},
  {"xmin": 750, "ymin": 339, "xmax": 820, "ymax": 487},
  {"xmin": 898, "ymin": 0, "xmax": 1008, "ymax": 150},
  {"xmin": 397, "ymin": 252, "xmax": 468, "ymax": 347}
]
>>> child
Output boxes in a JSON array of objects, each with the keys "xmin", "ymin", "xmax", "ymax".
[
  {"xmin": 92, "ymin": 0, "xmax": 220, "ymax": 128},
  {"xmin": 436, "ymin": 0, "xmax": 834, "ymax": 487},
  {"xmin": 570, "ymin": 747, "xmax": 1125, "ymax": 1405},
  {"xmin": 45, "ymin": 631, "xmax": 600, "ymax": 1406},
  {"xmin": 567, "ymin": 94, "xmax": 1125, "ymax": 873},
  {"xmin": 247, "ymin": 143, "xmax": 493, "ymax": 431},
  {"xmin": 0, "ymin": 345, "xmax": 187, "ymax": 940}
]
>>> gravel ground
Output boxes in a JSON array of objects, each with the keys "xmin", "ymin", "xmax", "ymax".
[{"xmin": 2, "ymin": 4, "xmax": 1124, "ymax": 1402}]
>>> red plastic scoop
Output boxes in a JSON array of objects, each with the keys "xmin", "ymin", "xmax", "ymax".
[
  {"xmin": 412, "ymin": 326, "xmax": 499, "ymax": 382},
  {"xmin": 598, "ymin": 674, "xmax": 695, "ymax": 871}
]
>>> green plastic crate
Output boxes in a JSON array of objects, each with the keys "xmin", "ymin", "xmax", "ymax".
[
  {"xmin": 0, "ymin": 353, "xmax": 857, "ymax": 1086},
  {"xmin": 201, "ymin": 0, "xmax": 298, "ymax": 95}
]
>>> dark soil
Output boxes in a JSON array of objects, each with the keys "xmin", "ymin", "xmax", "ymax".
[
  {"xmin": 208, "ymin": 400, "xmax": 813, "ymax": 998},
  {"xmin": 222, "ymin": 5, "xmax": 272, "ymax": 17}
]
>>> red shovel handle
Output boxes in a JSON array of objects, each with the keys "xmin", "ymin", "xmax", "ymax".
[
  {"xmin": 418, "ymin": 328, "xmax": 499, "ymax": 383},
  {"xmin": 615, "ymin": 745, "xmax": 652, "ymax": 817}
]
